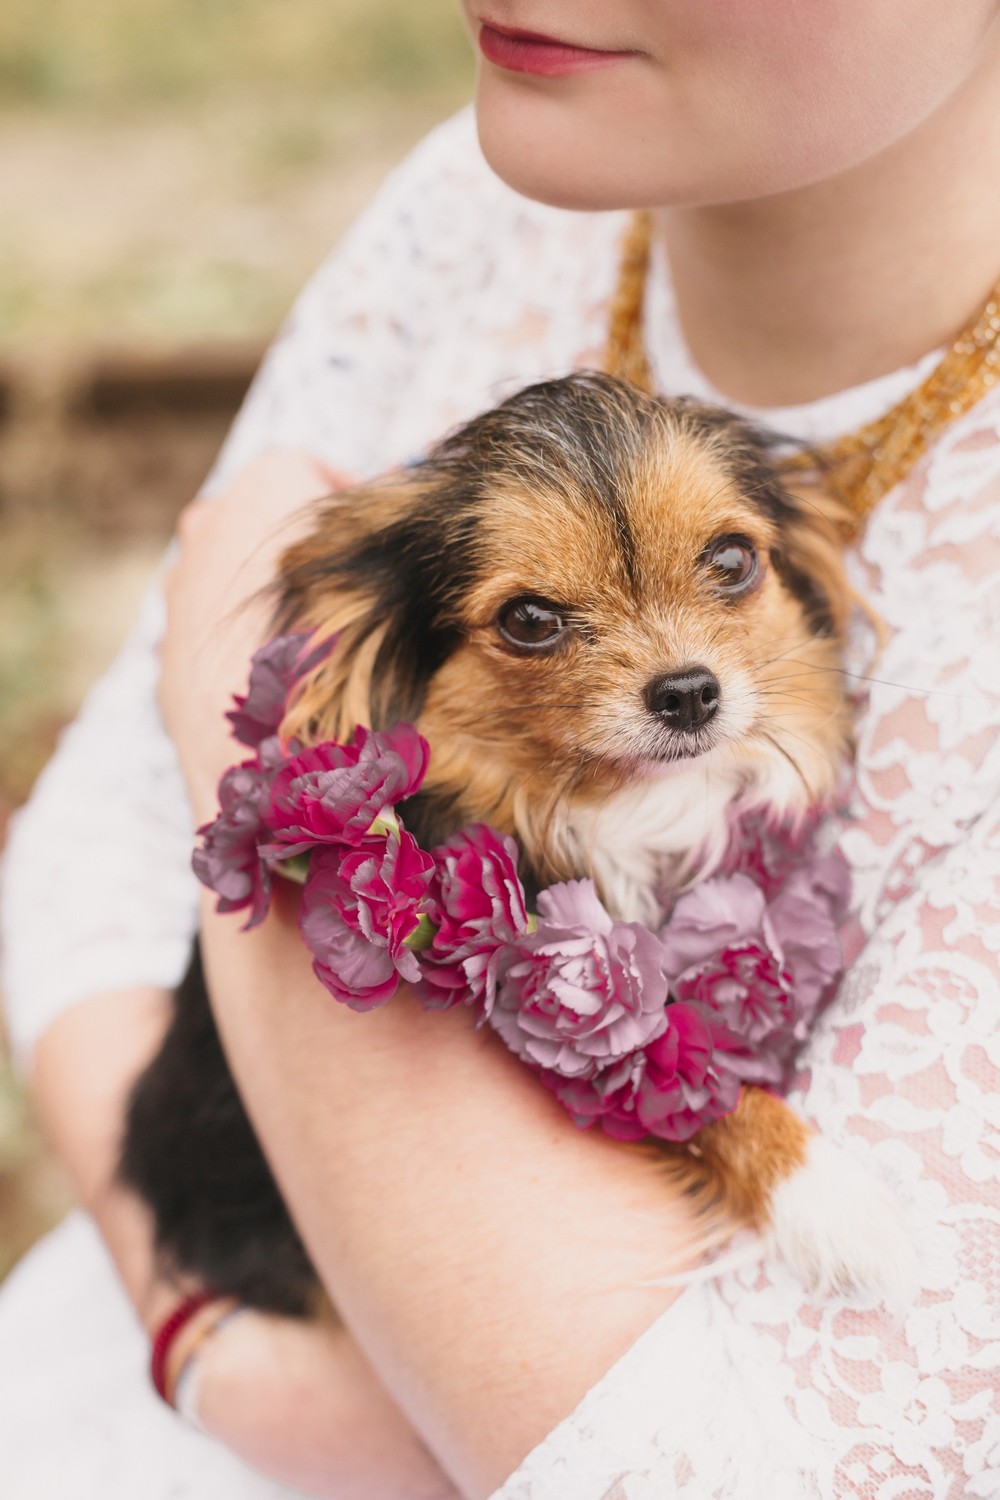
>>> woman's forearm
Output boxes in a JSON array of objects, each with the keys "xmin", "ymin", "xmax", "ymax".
[
  {"xmin": 200, "ymin": 883, "xmax": 698, "ymax": 1498},
  {"xmin": 31, "ymin": 986, "xmax": 460, "ymax": 1499},
  {"xmin": 32, "ymin": 987, "xmax": 182, "ymax": 1329},
  {"xmin": 155, "ymin": 449, "xmax": 700, "ymax": 1491}
]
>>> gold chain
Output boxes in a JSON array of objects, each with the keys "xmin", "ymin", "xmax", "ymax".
[{"xmin": 604, "ymin": 210, "xmax": 1000, "ymax": 540}]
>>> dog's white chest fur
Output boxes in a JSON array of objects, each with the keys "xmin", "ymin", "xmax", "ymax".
[
  {"xmin": 559, "ymin": 759, "xmax": 751, "ymax": 924},
  {"xmin": 556, "ymin": 744, "xmax": 816, "ymax": 924}
]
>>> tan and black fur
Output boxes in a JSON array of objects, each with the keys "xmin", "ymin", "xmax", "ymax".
[{"xmin": 123, "ymin": 373, "xmax": 887, "ymax": 1313}]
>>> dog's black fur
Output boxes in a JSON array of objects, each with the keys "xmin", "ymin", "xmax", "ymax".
[
  {"xmin": 120, "ymin": 374, "xmax": 840, "ymax": 1314},
  {"xmin": 120, "ymin": 944, "xmax": 316, "ymax": 1314}
]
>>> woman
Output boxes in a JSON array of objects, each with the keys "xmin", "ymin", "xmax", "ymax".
[{"xmin": 2, "ymin": 4, "xmax": 999, "ymax": 1497}]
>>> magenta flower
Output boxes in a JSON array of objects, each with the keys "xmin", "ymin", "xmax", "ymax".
[
  {"xmin": 415, "ymin": 825, "xmax": 530, "ymax": 1009},
  {"xmin": 261, "ymin": 724, "xmax": 430, "ymax": 860},
  {"xmin": 196, "ymin": 630, "xmax": 340, "ymax": 923},
  {"xmin": 540, "ymin": 1001, "xmax": 741, "ymax": 1144},
  {"xmin": 226, "ymin": 632, "xmax": 336, "ymax": 749},
  {"xmin": 299, "ymin": 833, "xmax": 435, "ymax": 1010},
  {"xmin": 659, "ymin": 860, "xmax": 847, "ymax": 1086},
  {"xmin": 630, "ymin": 1005, "xmax": 742, "ymax": 1139},
  {"xmin": 488, "ymin": 880, "xmax": 670, "ymax": 1075}
]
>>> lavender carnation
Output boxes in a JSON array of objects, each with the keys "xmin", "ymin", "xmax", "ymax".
[
  {"xmin": 226, "ymin": 631, "xmax": 336, "ymax": 749},
  {"xmin": 767, "ymin": 853, "xmax": 851, "ymax": 1027},
  {"xmin": 488, "ymin": 880, "xmax": 670, "ymax": 1076},
  {"xmin": 192, "ymin": 736, "xmax": 286, "ymax": 928},
  {"xmin": 659, "ymin": 858, "xmax": 848, "ymax": 1087}
]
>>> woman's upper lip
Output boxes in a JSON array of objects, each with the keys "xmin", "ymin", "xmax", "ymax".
[{"xmin": 479, "ymin": 17, "xmax": 637, "ymax": 56}]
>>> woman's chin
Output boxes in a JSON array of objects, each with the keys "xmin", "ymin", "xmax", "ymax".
[
  {"xmin": 471, "ymin": 87, "xmax": 771, "ymax": 213},
  {"xmin": 472, "ymin": 74, "xmax": 677, "ymax": 213}
]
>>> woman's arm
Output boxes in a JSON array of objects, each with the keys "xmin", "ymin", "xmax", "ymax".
[
  {"xmin": 159, "ymin": 450, "xmax": 700, "ymax": 1499},
  {"xmin": 1, "ymin": 118, "xmax": 491, "ymax": 1490},
  {"xmin": 197, "ymin": 890, "xmax": 695, "ymax": 1498},
  {"xmin": 32, "ymin": 986, "xmax": 177, "ymax": 1328},
  {"xmin": 163, "ymin": 442, "xmax": 1000, "ymax": 1500},
  {"xmin": 21, "ymin": 448, "xmax": 462, "ymax": 1498},
  {"xmin": 31, "ymin": 984, "xmax": 460, "ymax": 1500}
]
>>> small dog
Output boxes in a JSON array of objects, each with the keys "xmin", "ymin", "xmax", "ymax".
[{"xmin": 122, "ymin": 373, "xmax": 912, "ymax": 1314}]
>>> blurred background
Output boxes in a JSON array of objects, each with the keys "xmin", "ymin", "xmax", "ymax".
[{"xmin": 0, "ymin": 0, "xmax": 473, "ymax": 1279}]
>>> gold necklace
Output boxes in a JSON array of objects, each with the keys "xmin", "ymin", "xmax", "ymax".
[{"xmin": 604, "ymin": 210, "xmax": 1000, "ymax": 540}]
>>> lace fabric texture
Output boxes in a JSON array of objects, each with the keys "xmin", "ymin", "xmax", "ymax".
[
  {"xmin": 1, "ymin": 109, "xmax": 998, "ymax": 1499},
  {"xmin": 494, "ymin": 403, "xmax": 1000, "ymax": 1499}
]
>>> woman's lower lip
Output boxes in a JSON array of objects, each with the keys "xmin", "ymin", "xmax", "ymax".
[{"xmin": 478, "ymin": 22, "xmax": 635, "ymax": 78}]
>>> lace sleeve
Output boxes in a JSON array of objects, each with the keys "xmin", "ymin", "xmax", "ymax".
[
  {"xmin": 491, "ymin": 405, "xmax": 1000, "ymax": 1500},
  {"xmin": 0, "ymin": 110, "xmax": 491, "ymax": 1062}
]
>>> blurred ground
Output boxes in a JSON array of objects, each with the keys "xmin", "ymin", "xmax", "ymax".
[{"xmin": 0, "ymin": 0, "xmax": 472, "ymax": 1278}]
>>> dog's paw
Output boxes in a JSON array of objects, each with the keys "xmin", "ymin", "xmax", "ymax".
[{"xmin": 766, "ymin": 1134, "xmax": 918, "ymax": 1307}]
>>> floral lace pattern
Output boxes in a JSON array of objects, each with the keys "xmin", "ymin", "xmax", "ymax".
[
  {"xmin": 494, "ymin": 406, "xmax": 1000, "ymax": 1499},
  {"xmin": 1, "ymin": 108, "xmax": 998, "ymax": 1499}
]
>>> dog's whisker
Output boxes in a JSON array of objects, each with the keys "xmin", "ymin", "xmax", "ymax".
[
  {"xmin": 752, "ymin": 729, "xmax": 815, "ymax": 801},
  {"xmin": 761, "ymin": 655, "xmax": 999, "ymax": 701}
]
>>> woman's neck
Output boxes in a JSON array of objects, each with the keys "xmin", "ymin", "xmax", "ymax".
[{"xmin": 660, "ymin": 43, "xmax": 1000, "ymax": 409}]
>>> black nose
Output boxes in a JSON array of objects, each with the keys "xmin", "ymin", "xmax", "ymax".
[{"xmin": 644, "ymin": 668, "xmax": 720, "ymax": 731}]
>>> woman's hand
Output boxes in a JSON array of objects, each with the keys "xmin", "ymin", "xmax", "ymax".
[
  {"xmin": 159, "ymin": 448, "xmax": 349, "ymax": 823},
  {"xmin": 194, "ymin": 1309, "xmax": 459, "ymax": 1500}
]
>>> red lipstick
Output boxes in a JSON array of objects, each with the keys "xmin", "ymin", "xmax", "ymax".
[{"xmin": 478, "ymin": 21, "xmax": 637, "ymax": 78}]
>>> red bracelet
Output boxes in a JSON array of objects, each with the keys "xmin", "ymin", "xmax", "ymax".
[{"xmin": 150, "ymin": 1291, "xmax": 222, "ymax": 1405}]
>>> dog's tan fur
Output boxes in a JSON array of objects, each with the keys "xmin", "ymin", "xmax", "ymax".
[{"xmin": 274, "ymin": 376, "xmax": 854, "ymax": 1243}]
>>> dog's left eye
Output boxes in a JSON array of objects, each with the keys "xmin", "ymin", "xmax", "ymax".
[
  {"xmin": 704, "ymin": 536, "xmax": 759, "ymax": 594},
  {"xmin": 496, "ymin": 596, "xmax": 568, "ymax": 652}
]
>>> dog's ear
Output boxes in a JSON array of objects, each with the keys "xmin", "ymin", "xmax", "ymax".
[{"xmin": 272, "ymin": 471, "xmax": 470, "ymax": 746}]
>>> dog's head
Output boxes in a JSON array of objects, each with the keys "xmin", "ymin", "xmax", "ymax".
[{"xmin": 275, "ymin": 373, "xmax": 852, "ymax": 893}]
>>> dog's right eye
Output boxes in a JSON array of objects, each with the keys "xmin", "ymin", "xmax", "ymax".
[{"xmin": 496, "ymin": 597, "xmax": 568, "ymax": 652}]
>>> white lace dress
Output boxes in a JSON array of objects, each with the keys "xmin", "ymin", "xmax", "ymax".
[{"xmin": 1, "ymin": 109, "xmax": 998, "ymax": 1500}]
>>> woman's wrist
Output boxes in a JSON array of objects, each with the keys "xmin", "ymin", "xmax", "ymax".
[
  {"xmin": 149, "ymin": 1291, "xmax": 243, "ymax": 1412},
  {"xmin": 192, "ymin": 1309, "xmax": 461, "ymax": 1499}
]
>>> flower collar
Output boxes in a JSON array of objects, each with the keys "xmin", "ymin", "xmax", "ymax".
[{"xmin": 194, "ymin": 633, "xmax": 850, "ymax": 1144}]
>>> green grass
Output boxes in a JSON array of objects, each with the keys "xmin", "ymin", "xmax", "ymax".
[{"xmin": 0, "ymin": 0, "xmax": 471, "ymax": 114}]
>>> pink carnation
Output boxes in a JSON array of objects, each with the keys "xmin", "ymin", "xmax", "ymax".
[
  {"xmin": 261, "ymin": 724, "xmax": 429, "ymax": 860},
  {"xmin": 631, "ymin": 1006, "xmax": 742, "ymax": 1139},
  {"xmin": 767, "ymin": 853, "xmax": 850, "ymax": 1022},
  {"xmin": 659, "ymin": 859, "xmax": 847, "ymax": 1087},
  {"xmin": 299, "ymin": 833, "xmax": 434, "ymax": 1010},
  {"xmin": 488, "ymin": 880, "xmax": 670, "ymax": 1076},
  {"xmin": 415, "ymin": 825, "xmax": 529, "ymax": 1009}
]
